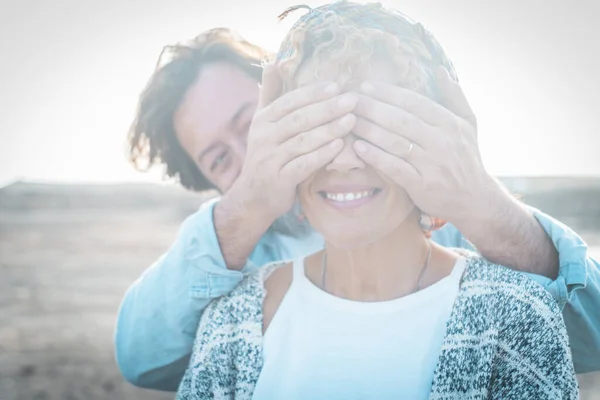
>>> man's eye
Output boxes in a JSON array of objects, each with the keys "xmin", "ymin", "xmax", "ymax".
[
  {"xmin": 240, "ymin": 121, "xmax": 251, "ymax": 136},
  {"xmin": 210, "ymin": 152, "xmax": 228, "ymax": 171}
]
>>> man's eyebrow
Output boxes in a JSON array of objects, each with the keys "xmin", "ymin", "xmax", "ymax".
[
  {"xmin": 196, "ymin": 102, "xmax": 255, "ymax": 165},
  {"xmin": 197, "ymin": 142, "xmax": 220, "ymax": 165},
  {"xmin": 229, "ymin": 102, "xmax": 255, "ymax": 128}
]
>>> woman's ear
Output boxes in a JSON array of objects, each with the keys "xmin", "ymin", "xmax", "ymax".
[
  {"xmin": 293, "ymin": 195, "xmax": 306, "ymax": 221},
  {"xmin": 419, "ymin": 212, "xmax": 446, "ymax": 238}
]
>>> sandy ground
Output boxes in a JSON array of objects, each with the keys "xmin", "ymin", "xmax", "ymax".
[{"xmin": 0, "ymin": 181, "xmax": 599, "ymax": 400}]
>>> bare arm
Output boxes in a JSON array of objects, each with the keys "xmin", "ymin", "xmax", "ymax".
[
  {"xmin": 213, "ymin": 188, "xmax": 274, "ymax": 270},
  {"xmin": 455, "ymin": 178, "xmax": 558, "ymax": 279}
]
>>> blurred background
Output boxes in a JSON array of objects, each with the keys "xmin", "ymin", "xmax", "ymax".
[{"xmin": 1, "ymin": 0, "xmax": 599, "ymax": 399}]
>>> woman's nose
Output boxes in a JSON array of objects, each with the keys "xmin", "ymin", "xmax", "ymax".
[{"xmin": 326, "ymin": 134, "xmax": 366, "ymax": 172}]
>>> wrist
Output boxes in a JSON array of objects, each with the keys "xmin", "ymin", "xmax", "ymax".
[
  {"xmin": 216, "ymin": 190, "xmax": 275, "ymax": 240},
  {"xmin": 448, "ymin": 175, "xmax": 559, "ymax": 277},
  {"xmin": 222, "ymin": 175, "xmax": 279, "ymax": 232},
  {"xmin": 213, "ymin": 181, "xmax": 277, "ymax": 271},
  {"xmin": 452, "ymin": 176, "xmax": 519, "ymax": 244}
]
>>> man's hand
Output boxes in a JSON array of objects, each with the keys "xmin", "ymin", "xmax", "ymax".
[
  {"xmin": 351, "ymin": 66, "xmax": 558, "ymax": 277},
  {"xmin": 215, "ymin": 64, "xmax": 357, "ymax": 269},
  {"xmin": 351, "ymin": 66, "xmax": 497, "ymax": 223},
  {"xmin": 229, "ymin": 64, "xmax": 358, "ymax": 223}
]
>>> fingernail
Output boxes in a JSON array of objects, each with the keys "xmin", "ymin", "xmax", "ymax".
[
  {"xmin": 325, "ymin": 82, "xmax": 339, "ymax": 94},
  {"xmin": 354, "ymin": 141, "xmax": 367, "ymax": 153},
  {"xmin": 338, "ymin": 94, "xmax": 357, "ymax": 109},
  {"xmin": 339, "ymin": 114, "xmax": 355, "ymax": 128},
  {"xmin": 329, "ymin": 138, "xmax": 343, "ymax": 149},
  {"xmin": 360, "ymin": 82, "xmax": 374, "ymax": 94}
]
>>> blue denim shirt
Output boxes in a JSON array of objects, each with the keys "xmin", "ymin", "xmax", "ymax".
[{"xmin": 114, "ymin": 198, "xmax": 600, "ymax": 391}]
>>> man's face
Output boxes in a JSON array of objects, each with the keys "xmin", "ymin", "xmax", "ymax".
[{"xmin": 173, "ymin": 62, "xmax": 259, "ymax": 192}]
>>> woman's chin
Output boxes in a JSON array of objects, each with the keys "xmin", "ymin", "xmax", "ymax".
[
  {"xmin": 317, "ymin": 223, "xmax": 382, "ymax": 250},
  {"xmin": 308, "ymin": 207, "xmax": 416, "ymax": 250}
]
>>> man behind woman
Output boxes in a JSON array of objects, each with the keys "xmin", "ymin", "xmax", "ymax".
[
  {"xmin": 116, "ymin": 9, "xmax": 600, "ymax": 394},
  {"xmin": 175, "ymin": 2, "xmax": 578, "ymax": 399}
]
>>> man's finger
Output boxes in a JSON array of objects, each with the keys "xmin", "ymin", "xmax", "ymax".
[
  {"xmin": 435, "ymin": 66, "xmax": 477, "ymax": 130},
  {"xmin": 353, "ymin": 117, "xmax": 425, "ymax": 161},
  {"xmin": 257, "ymin": 64, "xmax": 283, "ymax": 111},
  {"xmin": 353, "ymin": 140, "xmax": 421, "ymax": 189},
  {"xmin": 262, "ymin": 81, "xmax": 341, "ymax": 122},
  {"xmin": 359, "ymin": 81, "xmax": 454, "ymax": 127},
  {"xmin": 354, "ymin": 94, "xmax": 431, "ymax": 148},
  {"xmin": 278, "ymin": 114, "xmax": 356, "ymax": 164},
  {"xmin": 280, "ymin": 138, "xmax": 344, "ymax": 184},
  {"xmin": 275, "ymin": 93, "xmax": 357, "ymax": 142}
]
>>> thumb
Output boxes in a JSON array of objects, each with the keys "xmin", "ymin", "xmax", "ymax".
[
  {"xmin": 436, "ymin": 66, "xmax": 477, "ymax": 130},
  {"xmin": 257, "ymin": 63, "xmax": 283, "ymax": 111}
]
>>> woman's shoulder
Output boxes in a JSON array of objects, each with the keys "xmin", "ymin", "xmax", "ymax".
[
  {"xmin": 205, "ymin": 260, "xmax": 290, "ymax": 322},
  {"xmin": 441, "ymin": 251, "xmax": 577, "ymax": 399},
  {"xmin": 180, "ymin": 263, "xmax": 289, "ymax": 398},
  {"xmin": 189, "ymin": 260, "xmax": 290, "ymax": 363},
  {"xmin": 454, "ymin": 251, "xmax": 571, "ymax": 368},
  {"xmin": 457, "ymin": 250, "xmax": 561, "ymax": 317}
]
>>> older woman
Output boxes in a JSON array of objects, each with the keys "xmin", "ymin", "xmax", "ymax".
[{"xmin": 175, "ymin": 2, "xmax": 578, "ymax": 399}]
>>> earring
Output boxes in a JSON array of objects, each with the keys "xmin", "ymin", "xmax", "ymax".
[
  {"xmin": 419, "ymin": 213, "xmax": 434, "ymax": 232},
  {"xmin": 420, "ymin": 213, "xmax": 447, "ymax": 238},
  {"xmin": 292, "ymin": 199, "xmax": 306, "ymax": 222}
]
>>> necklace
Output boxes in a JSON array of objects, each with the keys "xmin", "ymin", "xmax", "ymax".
[{"xmin": 320, "ymin": 241, "xmax": 433, "ymax": 294}]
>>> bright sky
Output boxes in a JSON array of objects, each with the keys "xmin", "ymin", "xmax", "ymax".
[{"xmin": 1, "ymin": 0, "xmax": 599, "ymax": 187}]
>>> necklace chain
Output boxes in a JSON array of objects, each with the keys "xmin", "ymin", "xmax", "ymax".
[{"xmin": 320, "ymin": 242, "xmax": 433, "ymax": 294}]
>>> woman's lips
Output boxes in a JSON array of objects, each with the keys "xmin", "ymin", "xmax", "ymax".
[{"xmin": 318, "ymin": 188, "xmax": 382, "ymax": 210}]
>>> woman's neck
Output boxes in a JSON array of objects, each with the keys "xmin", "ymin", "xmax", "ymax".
[{"xmin": 315, "ymin": 221, "xmax": 444, "ymax": 302}]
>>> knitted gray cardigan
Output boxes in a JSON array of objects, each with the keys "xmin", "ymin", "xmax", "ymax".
[{"xmin": 176, "ymin": 252, "xmax": 579, "ymax": 399}]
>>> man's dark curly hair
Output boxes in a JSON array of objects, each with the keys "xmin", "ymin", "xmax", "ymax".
[{"xmin": 127, "ymin": 28, "xmax": 269, "ymax": 191}]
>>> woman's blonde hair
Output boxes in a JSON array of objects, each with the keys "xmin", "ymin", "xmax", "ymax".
[
  {"xmin": 275, "ymin": 1, "xmax": 458, "ymax": 99},
  {"xmin": 276, "ymin": 2, "xmax": 455, "ymax": 235}
]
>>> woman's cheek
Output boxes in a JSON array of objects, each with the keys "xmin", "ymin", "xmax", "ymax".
[{"xmin": 297, "ymin": 183, "xmax": 311, "ymax": 212}]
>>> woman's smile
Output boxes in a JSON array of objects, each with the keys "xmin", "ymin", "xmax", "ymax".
[
  {"xmin": 300, "ymin": 161, "xmax": 414, "ymax": 249},
  {"xmin": 317, "ymin": 185, "xmax": 383, "ymax": 210}
]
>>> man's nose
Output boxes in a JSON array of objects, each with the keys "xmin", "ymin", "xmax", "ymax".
[
  {"xmin": 226, "ymin": 134, "xmax": 248, "ymax": 187},
  {"xmin": 231, "ymin": 133, "xmax": 248, "ymax": 161},
  {"xmin": 326, "ymin": 134, "xmax": 366, "ymax": 172}
]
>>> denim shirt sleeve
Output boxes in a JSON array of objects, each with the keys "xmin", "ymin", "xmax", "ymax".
[
  {"xmin": 432, "ymin": 206, "xmax": 600, "ymax": 373},
  {"xmin": 114, "ymin": 197, "xmax": 278, "ymax": 391}
]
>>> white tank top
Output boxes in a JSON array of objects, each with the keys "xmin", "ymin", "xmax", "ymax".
[{"xmin": 252, "ymin": 256, "xmax": 467, "ymax": 400}]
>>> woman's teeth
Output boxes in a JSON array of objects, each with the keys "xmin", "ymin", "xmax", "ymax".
[{"xmin": 324, "ymin": 190, "xmax": 375, "ymax": 202}]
